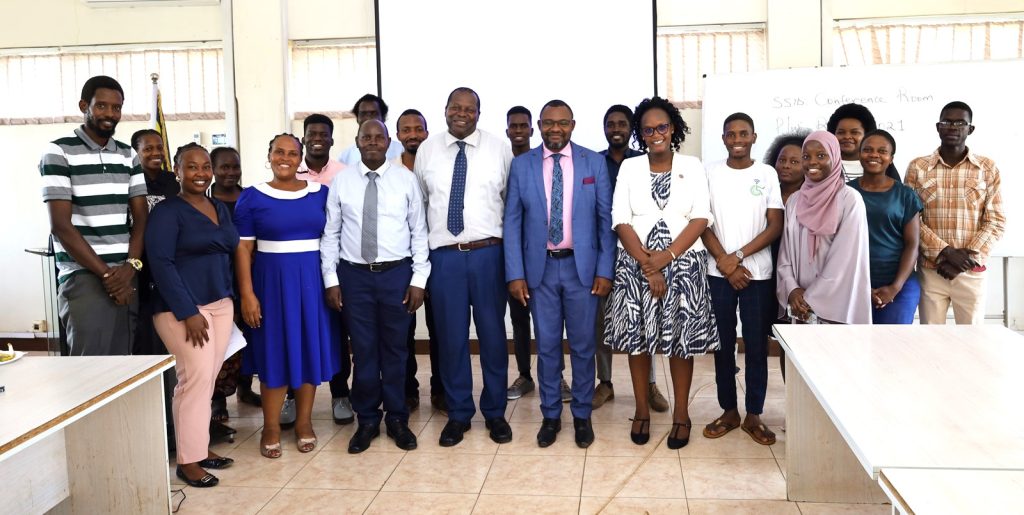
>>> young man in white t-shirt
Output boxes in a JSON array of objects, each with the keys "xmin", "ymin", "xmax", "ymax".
[{"xmin": 699, "ymin": 113, "xmax": 784, "ymax": 447}]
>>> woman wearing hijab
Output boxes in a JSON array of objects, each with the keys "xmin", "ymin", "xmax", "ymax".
[{"xmin": 775, "ymin": 131, "xmax": 872, "ymax": 324}]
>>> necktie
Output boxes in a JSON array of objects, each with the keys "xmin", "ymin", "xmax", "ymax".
[
  {"xmin": 447, "ymin": 141, "xmax": 467, "ymax": 236},
  {"xmin": 549, "ymin": 153, "xmax": 564, "ymax": 245},
  {"xmin": 361, "ymin": 172, "xmax": 378, "ymax": 263}
]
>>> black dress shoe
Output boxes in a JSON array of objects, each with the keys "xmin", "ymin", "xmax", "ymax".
[
  {"xmin": 176, "ymin": 466, "xmax": 218, "ymax": 488},
  {"xmin": 439, "ymin": 419, "xmax": 471, "ymax": 447},
  {"xmin": 197, "ymin": 456, "xmax": 234, "ymax": 469},
  {"xmin": 573, "ymin": 417, "xmax": 594, "ymax": 448},
  {"xmin": 485, "ymin": 417, "xmax": 513, "ymax": 444},
  {"xmin": 386, "ymin": 419, "xmax": 418, "ymax": 451},
  {"xmin": 630, "ymin": 417, "xmax": 650, "ymax": 445},
  {"xmin": 536, "ymin": 417, "xmax": 561, "ymax": 448},
  {"xmin": 667, "ymin": 420, "xmax": 692, "ymax": 450},
  {"xmin": 348, "ymin": 424, "xmax": 380, "ymax": 454}
]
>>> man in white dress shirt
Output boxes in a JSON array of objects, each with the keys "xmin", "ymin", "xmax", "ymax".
[
  {"xmin": 337, "ymin": 94, "xmax": 404, "ymax": 166},
  {"xmin": 321, "ymin": 119, "xmax": 430, "ymax": 453},
  {"xmin": 414, "ymin": 87, "xmax": 514, "ymax": 447}
]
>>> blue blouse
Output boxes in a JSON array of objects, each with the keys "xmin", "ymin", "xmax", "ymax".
[
  {"xmin": 847, "ymin": 179, "xmax": 923, "ymax": 287},
  {"xmin": 145, "ymin": 196, "xmax": 240, "ymax": 320}
]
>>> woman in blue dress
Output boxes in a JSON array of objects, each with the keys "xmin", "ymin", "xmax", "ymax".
[{"xmin": 235, "ymin": 134, "xmax": 337, "ymax": 458}]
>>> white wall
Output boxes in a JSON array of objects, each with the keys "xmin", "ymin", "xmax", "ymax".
[{"xmin": 1, "ymin": 0, "xmax": 1022, "ymax": 332}]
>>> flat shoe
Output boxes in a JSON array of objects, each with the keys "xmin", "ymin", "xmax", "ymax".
[
  {"xmin": 741, "ymin": 422, "xmax": 777, "ymax": 446},
  {"xmin": 629, "ymin": 417, "xmax": 650, "ymax": 445},
  {"xmin": 197, "ymin": 456, "xmax": 234, "ymax": 469},
  {"xmin": 667, "ymin": 420, "xmax": 692, "ymax": 450},
  {"xmin": 176, "ymin": 466, "xmax": 218, "ymax": 488},
  {"xmin": 702, "ymin": 416, "xmax": 740, "ymax": 439}
]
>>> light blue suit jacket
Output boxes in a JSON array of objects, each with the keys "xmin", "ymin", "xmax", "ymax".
[{"xmin": 503, "ymin": 142, "xmax": 616, "ymax": 289}]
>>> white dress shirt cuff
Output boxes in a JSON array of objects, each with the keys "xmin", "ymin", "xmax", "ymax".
[
  {"xmin": 409, "ymin": 272, "xmax": 427, "ymax": 290},
  {"xmin": 323, "ymin": 272, "xmax": 340, "ymax": 289}
]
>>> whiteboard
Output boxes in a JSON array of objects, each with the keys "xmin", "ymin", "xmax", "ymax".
[
  {"xmin": 377, "ymin": 0, "xmax": 655, "ymax": 152},
  {"xmin": 701, "ymin": 59, "xmax": 1024, "ymax": 257}
]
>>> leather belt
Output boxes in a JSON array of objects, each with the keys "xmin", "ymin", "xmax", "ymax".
[
  {"xmin": 343, "ymin": 257, "xmax": 411, "ymax": 273},
  {"xmin": 440, "ymin": 237, "xmax": 502, "ymax": 252},
  {"xmin": 546, "ymin": 249, "xmax": 574, "ymax": 258}
]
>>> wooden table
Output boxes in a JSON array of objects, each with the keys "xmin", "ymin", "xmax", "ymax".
[
  {"xmin": 773, "ymin": 324, "xmax": 1024, "ymax": 503},
  {"xmin": 0, "ymin": 355, "xmax": 174, "ymax": 514},
  {"xmin": 879, "ymin": 468, "xmax": 1024, "ymax": 515}
]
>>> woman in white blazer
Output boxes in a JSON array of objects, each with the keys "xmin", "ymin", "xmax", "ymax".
[{"xmin": 604, "ymin": 96, "xmax": 720, "ymax": 450}]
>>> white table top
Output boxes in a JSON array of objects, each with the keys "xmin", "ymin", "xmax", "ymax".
[
  {"xmin": 773, "ymin": 324, "xmax": 1024, "ymax": 476},
  {"xmin": 880, "ymin": 468, "xmax": 1024, "ymax": 515},
  {"xmin": 0, "ymin": 355, "xmax": 174, "ymax": 459}
]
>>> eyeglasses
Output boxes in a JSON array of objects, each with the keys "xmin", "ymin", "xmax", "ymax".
[
  {"xmin": 640, "ymin": 123, "xmax": 671, "ymax": 137},
  {"xmin": 540, "ymin": 119, "xmax": 572, "ymax": 129},
  {"xmin": 936, "ymin": 120, "xmax": 971, "ymax": 129}
]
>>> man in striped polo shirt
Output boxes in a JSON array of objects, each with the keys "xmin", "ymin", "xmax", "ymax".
[{"xmin": 40, "ymin": 75, "xmax": 149, "ymax": 356}]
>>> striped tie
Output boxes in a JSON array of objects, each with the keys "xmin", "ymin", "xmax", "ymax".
[{"xmin": 361, "ymin": 172, "xmax": 378, "ymax": 263}]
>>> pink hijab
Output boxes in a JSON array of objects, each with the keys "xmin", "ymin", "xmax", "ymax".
[{"xmin": 795, "ymin": 131, "xmax": 846, "ymax": 258}]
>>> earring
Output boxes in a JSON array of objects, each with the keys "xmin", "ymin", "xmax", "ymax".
[{"xmin": 175, "ymin": 175, "xmax": 181, "ymax": 183}]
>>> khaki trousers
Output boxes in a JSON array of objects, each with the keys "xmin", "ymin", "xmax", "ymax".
[{"xmin": 918, "ymin": 267, "xmax": 987, "ymax": 325}]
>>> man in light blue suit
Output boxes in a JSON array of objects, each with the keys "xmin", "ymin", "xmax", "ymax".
[{"xmin": 503, "ymin": 99, "xmax": 616, "ymax": 448}]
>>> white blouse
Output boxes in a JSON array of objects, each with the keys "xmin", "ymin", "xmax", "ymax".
[{"xmin": 611, "ymin": 153, "xmax": 714, "ymax": 252}]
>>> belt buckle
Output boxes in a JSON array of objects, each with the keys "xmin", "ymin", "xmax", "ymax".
[
  {"xmin": 368, "ymin": 262, "xmax": 382, "ymax": 272},
  {"xmin": 456, "ymin": 242, "xmax": 471, "ymax": 252}
]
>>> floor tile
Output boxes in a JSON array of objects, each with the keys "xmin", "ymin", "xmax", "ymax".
[
  {"xmin": 286, "ymin": 450, "xmax": 403, "ymax": 490},
  {"xmin": 260, "ymin": 488, "xmax": 377, "ymax": 514},
  {"xmin": 582, "ymin": 456, "xmax": 685, "ymax": 498},
  {"xmin": 364, "ymin": 491, "xmax": 478, "ymax": 514},
  {"xmin": 472, "ymin": 494, "xmax": 581, "ymax": 514},
  {"xmin": 585, "ymin": 423, "xmax": 677, "ymax": 458},
  {"xmin": 172, "ymin": 485, "xmax": 279, "ymax": 515},
  {"xmin": 579, "ymin": 496, "xmax": 690, "ymax": 515},
  {"xmin": 215, "ymin": 447, "xmax": 316, "ymax": 488},
  {"xmin": 481, "ymin": 454, "xmax": 585, "ymax": 497},
  {"xmin": 796, "ymin": 502, "xmax": 891, "ymax": 514},
  {"xmin": 382, "ymin": 451, "xmax": 495, "ymax": 493},
  {"xmin": 680, "ymin": 458, "xmax": 787, "ymax": 500},
  {"xmin": 687, "ymin": 499, "xmax": 800, "ymax": 514}
]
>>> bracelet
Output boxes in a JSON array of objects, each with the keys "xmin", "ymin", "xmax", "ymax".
[{"xmin": 667, "ymin": 249, "xmax": 677, "ymax": 260}]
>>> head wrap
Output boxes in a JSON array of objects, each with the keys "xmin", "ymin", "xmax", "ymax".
[{"xmin": 795, "ymin": 130, "xmax": 846, "ymax": 258}]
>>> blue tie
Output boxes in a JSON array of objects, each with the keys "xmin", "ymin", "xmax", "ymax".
[
  {"xmin": 448, "ymin": 141, "xmax": 467, "ymax": 236},
  {"xmin": 549, "ymin": 153, "xmax": 563, "ymax": 245}
]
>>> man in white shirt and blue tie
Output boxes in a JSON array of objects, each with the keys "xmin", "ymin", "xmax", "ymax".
[{"xmin": 321, "ymin": 119, "xmax": 430, "ymax": 453}]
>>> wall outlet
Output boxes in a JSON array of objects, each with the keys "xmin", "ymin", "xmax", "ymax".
[{"xmin": 31, "ymin": 320, "xmax": 47, "ymax": 332}]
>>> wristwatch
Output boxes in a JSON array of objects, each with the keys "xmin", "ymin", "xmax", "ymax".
[
  {"xmin": 734, "ymin": 250, "xmax": 744, "ymax": 260},
  {"xmin": 126, "ymin": 258, "xmax": 143, "ymax": 271}
]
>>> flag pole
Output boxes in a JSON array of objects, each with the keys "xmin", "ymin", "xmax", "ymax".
[{"xmin": 151, "ymin": 73, "xmax": 171, "ymax": 172}]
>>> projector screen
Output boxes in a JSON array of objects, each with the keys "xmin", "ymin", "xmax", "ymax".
[{"xmin": 377, "ymin": 0, "xmax": 656, "ymax": 152}]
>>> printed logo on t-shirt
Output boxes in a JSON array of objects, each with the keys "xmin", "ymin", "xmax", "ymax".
[{"xmin": 749, "ymin": 178, "xmax": 765, "ymax": 196}]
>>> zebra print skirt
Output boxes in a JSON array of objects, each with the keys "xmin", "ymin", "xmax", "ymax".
[{"xmin": 604, "ymin": 245, "xmax": 721, "ymax": 359}]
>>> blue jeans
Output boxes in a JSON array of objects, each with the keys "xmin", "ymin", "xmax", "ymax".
[
  {"xmin": 872, "ymin": 274, "xmax": 921, "ymax": 325},
  {"xmin": 708, "ymin": 276, "xmax": 774, "ymax": 415}
]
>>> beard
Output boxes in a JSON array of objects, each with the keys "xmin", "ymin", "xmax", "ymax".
[{"xmin": 85, "ymin": 114, "xmax": 117, "ymax": 139}]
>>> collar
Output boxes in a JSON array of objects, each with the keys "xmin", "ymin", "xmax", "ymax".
[
  {"xmin": 600, "ymin": 147, "xmax": 642, "ymax": 158},
  {"xmin": 298, "ymin": 158, "xmax": 340, "ymax": 174},
  {"xmin": 445, "ymin": 129, "xmax": 481, "ymax": 149},
  {"xmin": 74, "ymin": 125, "xmax": 118, "ymax": 152},
  {"xmin": 359, "ymin": 159, "xmax": 391, "ymax": 177},
  {"xmin": 253, "ymin": 180, "xmax": 322, "ymax": 199},
  {"xmin": 926, "ymin": 147, "xmax": 982, "ymax": 170},
  {"xmin": 542, "ymin": 142, "xmax": 572, "ymax": 161}
]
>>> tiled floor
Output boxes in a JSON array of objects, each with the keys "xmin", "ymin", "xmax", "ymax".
[{"xmin": 169, "ymin": 354, "xmax": 890, "ymax": 514}]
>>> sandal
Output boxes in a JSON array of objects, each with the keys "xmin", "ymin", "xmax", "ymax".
[
  {"xmin": 741, "ymin": 422, "xmax": 777, "ymax": 446},
  {"xmin": 702, "ymin": 415, "xmax": 740, "ymax": 439},
  {"xmin": 211, "ymin": 395, "xmax": 229, "ymax": 422},
  {"xmin": 667, "ymin": 420, "xmax": 692, "ymax": 449},
  {"xmin": 296, "ymin": 424, "xmax": 318, "ymax": 453},
  {"xmin": 260, "ymin": 429, "xmax": 282, "ymax": 459}
]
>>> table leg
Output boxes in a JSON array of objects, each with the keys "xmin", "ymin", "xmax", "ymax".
[
  {"xmin": 785, "ymin": 355, "xmax": 888, "ymax": 503},
  {"xmin": 63, "ymin": 374, "xmax": 170, "ymax": 514}
]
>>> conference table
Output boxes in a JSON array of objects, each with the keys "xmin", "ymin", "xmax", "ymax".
[
  {"xmin": 878, "ymin": 468, "xmax": 1024, "ymax": 515},
  {"xmin": 0, "ymin": 355, "xmax": 174, "ymax": 514},
  {"xmin": 773, "ymin": 324, "xmax": 1024, "ymax": 504}
]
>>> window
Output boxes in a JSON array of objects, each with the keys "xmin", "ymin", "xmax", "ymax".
[
  {"xmin": 834, "ymin": 15, "xmax": 1024, "ymax": 66},
  {"xmin": 289, "ymin": 38, "xmax": 378, "ymax": 119},
  {"xmin": 657, "ymin": 24, "xmax": 766, "ymax": 108},
  {"xmin": 0, "ymin": 44, "xmax": 224, "ymax": 125}
]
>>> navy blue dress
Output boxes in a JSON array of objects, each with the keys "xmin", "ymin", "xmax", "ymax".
[{"xmin": 234, "ymin": 182, "xmax": 337, "ymax": 388}]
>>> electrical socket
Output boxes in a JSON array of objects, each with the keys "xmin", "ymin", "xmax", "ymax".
[{"xmin": 31, "ymin": 320, "xmax": 47, "ymax": 332}]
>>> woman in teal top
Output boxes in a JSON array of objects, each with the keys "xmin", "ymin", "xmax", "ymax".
[{"xmin": 847, "ymin": 130, "xmax": 923, "ymax": 324}]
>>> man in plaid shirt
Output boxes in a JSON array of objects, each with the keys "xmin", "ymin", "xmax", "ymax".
[{"xmin": 905, "ymin": 101, "xmax": 1004, "ymax": 324}]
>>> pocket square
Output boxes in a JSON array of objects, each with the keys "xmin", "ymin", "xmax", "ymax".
[{"xmin": 582, "ymin": 176, "xmax": 595, "ymax": 185}]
